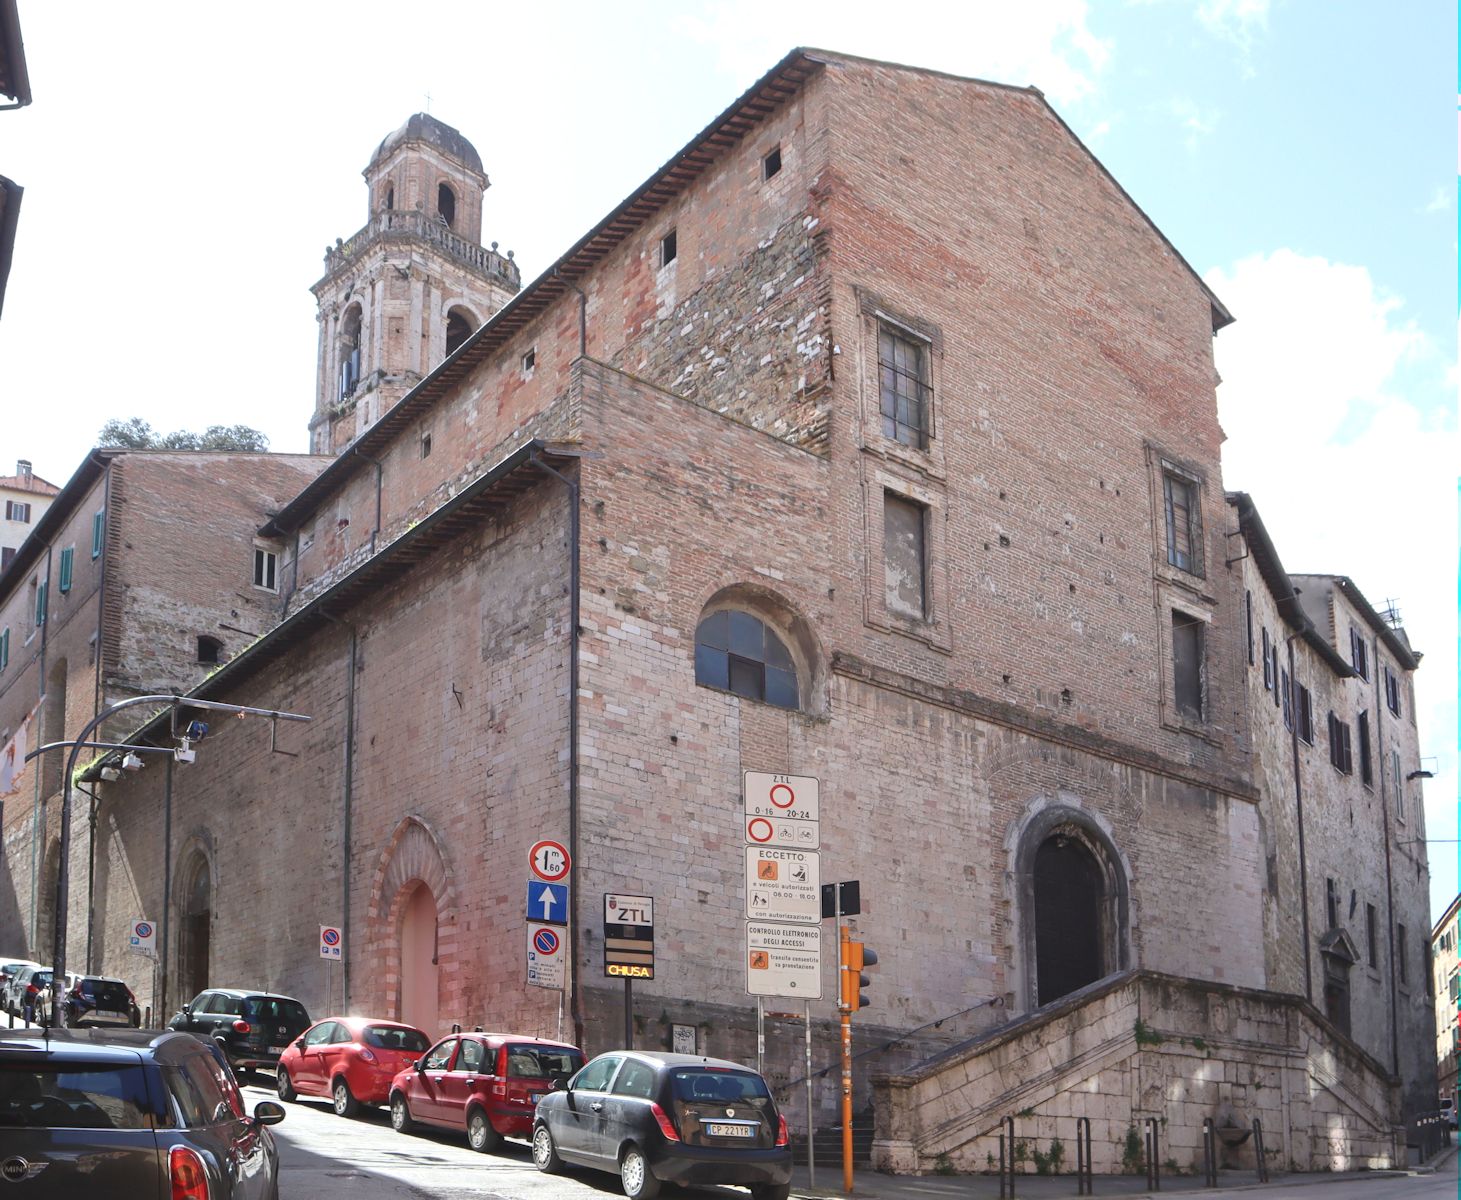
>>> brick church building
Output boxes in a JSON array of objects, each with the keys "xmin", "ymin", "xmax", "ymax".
[{"xmin": 0, "ymin": 49, "xmax": 1435, "ymax": 1172}]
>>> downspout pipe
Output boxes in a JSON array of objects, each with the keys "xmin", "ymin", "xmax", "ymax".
[
  {"xmin": 353, "ymin": 449, "xmax": 384, "ymax": 554},
  {"xmin": 554, "ymin": 268, "xmax": 588, "ymax": 358},
  {"xmin": 530, "ymin": 455, "xmax": 582, "ymax": 1049},
  {"xmin": 80, "ymin": 782, "xmax": 99, "ymax": 974},
  {"xmin": 322, "ymin": 612, "xmax": 358, "ymax": 1012},
  {"xmin": 1285, "ymin": 635, "xmax": 1313, "ymax": 1002}
]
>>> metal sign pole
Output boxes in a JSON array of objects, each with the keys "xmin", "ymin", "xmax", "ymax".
[
  {"xmin": 624, "ymin": 978, "xmax": 633, "ymax": 1049},
  {"xmin": 804, "ymin": 998, "xmax": 816, "ymax": 1188},
  {"xmin": 756, "ymin": 996, "xmax": 764, "ymax": 1076}
]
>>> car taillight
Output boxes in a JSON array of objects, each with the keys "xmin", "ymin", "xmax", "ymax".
[
  {"xmin": 169, "ymin": 1145, "xmax": 210, "ymax": 1200},
  {"xmin": 24, "ymin": 983, "xmax": 37, "ymax": 996},
  {"xmin": 649, "ymin": 1102, "xmax": 680, "ymax": 1142},
  {"xmin": 232, "ymin": 1019, "xmax": 251, "ymax": 1034},
  {"xmin": 359, "ymin": 1047, "xmax": 377, "ymax": 1063},
  {"xmin": 775, "ymin": 1114, "xmax": 789, "ymax": 1146}
]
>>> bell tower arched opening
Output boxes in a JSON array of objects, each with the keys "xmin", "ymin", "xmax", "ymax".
[
  {"xmin": 437, "ymin": 182, "xmax": 456, "ymax": 229},
  {"xmin": 444, "ymin": 307, "xmax": 475, "ymax": 357}
]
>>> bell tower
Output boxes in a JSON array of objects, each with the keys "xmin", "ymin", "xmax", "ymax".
[{"xmin": 309, "ymin": 114, "xmax": 521, "ymax": 454}]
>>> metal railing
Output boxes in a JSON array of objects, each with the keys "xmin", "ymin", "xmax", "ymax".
[{"xmin": 324, "ymin": 210, "xmax": 521, "ymax": 287}]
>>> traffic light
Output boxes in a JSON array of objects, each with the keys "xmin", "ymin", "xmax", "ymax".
[{"xmin": 839, "ymin": 929, "xmax": 878, "ymax": 1011}]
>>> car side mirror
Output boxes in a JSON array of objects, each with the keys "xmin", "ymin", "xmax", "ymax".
[
  {"xmin": 414, "ymin": 1059, "xmax": 424, "ymax": 1072},
  {"xmin": 252, "ymin": 1100, "xmax": 286, "ymax": 1127},
  {"xmin": 549, "ymin": 1078, "xmax": 563, "ymax": 1091},
  {"xmin": 294, "ymin": 1040, "xmax": 305, "ymax": 1052}
]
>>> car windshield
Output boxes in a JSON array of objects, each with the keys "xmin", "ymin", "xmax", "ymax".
[
  {"xmin": 363, "ymin": 1026, "xmax": 429, "ymax": 1053},
  {"xmin": 0, "ymin": 1062, "xmax": 154, "ymax": 1129},
  {"xmin": 85, "ymin": 981, "xmax": 131, "ymax": 1006},
  {"xmin": 670, "ymin": 1068, "xmax": 771, "ymax": 1103},
  {"xmin": 506, "ymin": 1045, "xmax": 584, "ymax": 1079},
  {"xmin": 244, "ymin": 998, "xmax": 309, "ymax": 1026}
]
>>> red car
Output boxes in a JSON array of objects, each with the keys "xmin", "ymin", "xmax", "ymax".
[
  {"xmin": 390, "ymin": 1032, "xmax": 584, "ymax": 1152},
  {"xmin": 275, "ymin": 1016, "xmax": 430, "ymax": 1116}
]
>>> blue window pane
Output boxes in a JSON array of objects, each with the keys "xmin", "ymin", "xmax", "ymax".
[
  {"xmin": 695, "ymin": 645, "xmax": 728, "ymax": 690},
  {"xmin": 728, "ymin": 611, "xmax": 763, "ymax": 659},
  {"xmin": 696, "ymin": 610, "xmax": 729, "ymax": 651},
  {"xmin": 729, "ymin": 656, "xmax": 763, "ymax": 700},
  {"xmin": 764, "ymin": 630, "xmax": 793, "ymax": 672},
  {"xmin": 765, "ymin": 667, "xmax": 798, "ymax": 710}
]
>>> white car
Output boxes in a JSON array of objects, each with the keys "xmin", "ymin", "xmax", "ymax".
[{"xmin": 0, "ymin": 959, "xmax": 40, "ymax": 1013}]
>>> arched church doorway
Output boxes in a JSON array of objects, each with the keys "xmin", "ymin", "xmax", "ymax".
[
  {"xmin": 1033, "ymin": 833, "xmax": 1106, "ymax": 1005},
  {"xmin": 178, "ymin": 854, "xmax": 211, "ymax": 1003},
  {"xmin": 399, "ymin": 882, "xmax": 439, "ymax": 1037}
]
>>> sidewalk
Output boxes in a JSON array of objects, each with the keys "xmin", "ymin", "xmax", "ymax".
[{"xmin": 789, "ymin": 1144, "xmax": 1456, "ymax": 1199}]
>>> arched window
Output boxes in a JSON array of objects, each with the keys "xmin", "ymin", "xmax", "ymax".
[
  {"xmin": 385, "ymin": 185, "xmax": 395, "ymax": 211},
  {"xmin": 339, "ymin": 305, "xmax": 363, "ymax": 399},
  {"xmin": 445, "ymin": 308, "xmax": 475, "ymax": 356},
  {"xmin": 437, "ymin": 182, "xmax": 456, "ymax": 229},
  {"xmin": 196, "ymin": 635, "xmax": 224, "ymax": 665},
  {"xmin": 694, "ymin": 610, "xmax": 798, "ymax": 709}
]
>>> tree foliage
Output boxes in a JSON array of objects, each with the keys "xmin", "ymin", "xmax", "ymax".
[{"xmin": 97, "ymin": 418, "xmax": 269, "ymax": 452}]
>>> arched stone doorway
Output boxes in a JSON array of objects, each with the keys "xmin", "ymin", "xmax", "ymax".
[
  {"xmin": 399, "ymin": 883, "xmax": 440, "ymax": 1036},
  {"xmin": 177, "ymin": 853, "xmax": 212, "ymax": 1004},
  {"xmin": 1012, "ymin": 801, "xmax": 1130, "ymax": 1011}
]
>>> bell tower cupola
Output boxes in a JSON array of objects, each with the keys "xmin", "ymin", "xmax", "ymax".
[{"xmin": 309, "ymin": 113, "xmax": 521, "ymax": 455}]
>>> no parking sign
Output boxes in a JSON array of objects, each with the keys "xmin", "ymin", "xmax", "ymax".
[
  {"xmin": 320, "ymin": 925, "xmax": 344, "ymax": 960},
  {"xmin": 129, "ymin": 919, "xmax": 156, "ymax": 957}
]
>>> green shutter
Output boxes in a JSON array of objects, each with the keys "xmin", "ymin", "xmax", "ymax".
[
  {"xmin": 92, "ymin": 509, "xmax": 105, "ymax": 559},
  {"xmin": 58, "ymin": 547, "xmax": 74, "ymax": 593},
  {"xmin": 35, "ymin": 582, "xmax": 46, "ymax": 625},
  {"xmin": 0, "ymin": 628, "xmax": 8, "ymax": 671}
]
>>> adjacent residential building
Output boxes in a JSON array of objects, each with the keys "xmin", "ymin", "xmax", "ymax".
[
  {"xmin": 2, "ymin": 49, "xmax": 1437, "ymax": 1173},
  {"xmin": 1433, "ymin": 894, "xmax": 1460, "ymax": 1113},
  {"xmin": 1, "ymin": 460, "xmax": 59, "ymax": 571}
]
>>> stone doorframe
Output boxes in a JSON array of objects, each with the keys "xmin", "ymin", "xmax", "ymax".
[
  {"xmin": 366, "ymin": 815, "xmax": 457, "ymax": 1020},
  {"xmin": 1006, "ymin": 796, "xmax": 1132, "ymax": 1014}
]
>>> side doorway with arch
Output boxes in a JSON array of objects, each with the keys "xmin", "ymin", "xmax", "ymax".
[
  {"xmin": 176, "ymin": 852, "xmax": 212, "ymax": 1005},
  {"xmin": 399, "ymin": 882, "xmax": 440, "ymax": 1037}
]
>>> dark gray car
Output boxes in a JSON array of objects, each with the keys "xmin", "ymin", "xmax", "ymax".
[{"xmin": 0, "ymin": 1026, "xmax": 285, "ymax": 1198}]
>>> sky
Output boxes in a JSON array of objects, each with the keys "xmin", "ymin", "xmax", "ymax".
[{"xmin": 2, "ymin": 2, "xmax": 1456, "ymax": 919}]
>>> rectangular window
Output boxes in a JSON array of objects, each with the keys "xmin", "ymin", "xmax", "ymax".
[
  {"xmin": 1281, "ymin": 668, "xmax": 1292, "ymax": 730},
  {"xmin": 762, "ymin": 145, "xmax": 782, "ymax": 180},
  {"xmin": 1327, "ymin": 712, "xmax": 1352, "ymax": 773},
  {"xmin": 1, "ymin": 546, "xmax": 12, "ymax": 571},
  {"xmin": 34, "ymin": 579, "xmax": 46, "ymax": 627},
  {"xmin": 878, "ymin": 324, "xmax": 931, "ymax": 450},
  {"xmin": 1392, "ymin": 751, "xmax": 1404, "ymax": 821},
  {"xmin": 5, "ymin": 500, "xmax": 31, "ymax": 523},
  {"xmin": 1383, "ymin": 666, "xmax": 1402, "ymax": 716},
  {"xmin": 252, "ymin": 548, "xmax": 278, "ymax": 592},
  {"xmin": 1244, "ymin": 591, "xmax": 1254, "ymax": 665},
  {"xmin": 0, "ymin": 627, "xmax": 8, "ymax": 671},
  {"xmin": 883, "ymin": 493, "xmax": 928, "ymax": 620},
  {"xmin": 1261, "ymin": 627, "xmax": 1273, "ymax": 689},
  {"xmin": 1171, "ymin": 610, "xmax": 1204, "ymax": 721},
  {"xmin": 1162, "ymin": 470, "xmax": 1203, "ymax": 575},
  {"xmin": 1350, "ymin": 627, "xmax": 1369, "ymax": 680},
  {"xmin": 91, "ymin": 508, "xmax": 105, "ymax": 558},
  {"xmin": 57, "ymin": 546, "xmax": 74, "ymax": 594},
  {"xmin": 659, "ymin": 228, "xmax": 677, "ymax": 267},
  {"xmin": 1397, "ymin": 923, "xmax": 1408, "ymax": 985},
  {"xmin": 1449, "ymin": 971, "xmax": 1459, "ymax": 1005},
  {"xmin": 1326, "ymin": 877, "xmax": 1339, "ymax": 929},
  {"xmin": 1295, "ymin": 683, "xmax": 1314, "ymax": 744},
  {"xmin": 1357, "ymin": 710, "xmax": 1373, "ymax": 786},
  {"xmin": 1366, "ymin": 903, "xmax": 1377, "ymax": 966}
]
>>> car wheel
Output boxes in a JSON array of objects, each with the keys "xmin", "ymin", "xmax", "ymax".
[
  {"xmin": 332, "ymin": 1077, "xmax": 360, "ymax": 1118},
  {"xmin": 751, "ymin": 1186, "xmax": 791, "ymax": 1200},
  {"xmin": 390, "ymin": 1093, "xmax": 415, "ymax": 1134},
  {"xmin": 531, "ymin": 1123, "xmax": 563, "ymax": 1174},
  {"xmin": 467, "ymin": 1107, "xmax": 502, "ymax": 1153},
  {"xmin": 276, "ymin": 1066, "xmax": 297, "ymax": 1102},
  {"xmin": 620, "ymin": 1146, "xmax": 660, "ymax": 1200}
]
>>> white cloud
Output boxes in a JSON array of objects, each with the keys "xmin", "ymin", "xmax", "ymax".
[
  {"xmin": 1167, "ymin": 96, "xmax": 1222, "ymax": 151},
  {"xmin": 674, "ymin": 0, "xmax": 1113, "ymax": 107},
  {"xmin": 1208, "ymin": 250, "xmax": 1459, "ymax": 915},
  {"xmin": 1196, "ymin": 0, "xmax": 1270, "ymax": 53},
  {"xmin": 1422, "ymin": 184, "xmax": 1453, "ymax": 213}
]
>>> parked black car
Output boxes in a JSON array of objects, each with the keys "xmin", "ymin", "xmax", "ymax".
[
  {"xmin": 168, "ymin": 989, "xmax": 311, "ymax": 1081},
  {"xmin": 0, "ymin": 1025, "xmax": 285, "ymax": 1199},
  {"xmin": 532, "ymin": 1051, "xmax": 791, "ymax": 1200},
  {"xmin": 37, "ymin": 973, "xmax": 141, "ymax": 1028}
]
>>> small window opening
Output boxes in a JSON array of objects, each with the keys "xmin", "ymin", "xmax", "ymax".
[
  {"xmin": 421, "ymin": 432, "xmax": 432, "ymax": 459},
  {"xmin": 385, "ymin": 185, "xmax": 395, "ymax": 211},
  {"xmin": 437, "ymin": 182, "xmax": 456, "ymax": 229},
  {"xmin": 196, "ymin": 635, "xmax": 224, "ymax": 665},
  {"xmin": 522, "ymin": 348, "xmax": 536, "ymax": 373},
  {"xmin": 762, "ymin": 146, "xmax": 782, "ymax": 180},
  {"xmin": 445, "ymin": 309, "xmax": 473, "ymax": 356},
  {"xmin": 253, "ymin": 548, "xmax": 278, "ymax": 592},
  {"xmin": 660, "ymin": 229, "xmax": 677, "ymax": 267}
]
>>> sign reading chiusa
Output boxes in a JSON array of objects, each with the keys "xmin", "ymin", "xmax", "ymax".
[{"xmin": 604, "ymin": 893, "xmax": 654, "ymax": 980}]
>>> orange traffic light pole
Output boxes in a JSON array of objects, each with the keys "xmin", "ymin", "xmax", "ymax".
[{"xmin": 838, "ymin": 923, "xmax": 857, "ymax": 1193}]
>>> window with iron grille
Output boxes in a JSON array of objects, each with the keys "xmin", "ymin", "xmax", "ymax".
[
  {"xmin": 1162, "ymin": 470, "xmax": 1203, "ymax": 576},
  {"xmin": 878, "ymin": 324, "xmax": 931, "ymax": 450}
]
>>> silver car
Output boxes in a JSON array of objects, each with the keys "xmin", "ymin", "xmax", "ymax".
[{"xmin": 0, "ymin": 1026, "xmax": 286, "ymax": 1197}]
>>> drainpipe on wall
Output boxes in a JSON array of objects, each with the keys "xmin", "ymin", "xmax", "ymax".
[
  {"xmin": 530, "ymin": 455, "xmax": 583, "ymax": 1050},
  {"xmin": 92, "ymin": 459, "xmax": 113, "ymax": 720},
  {"xmin": 159, "ymin": 756, "xmax": 173, "ymax": 1026},
  {"xmin": 1285, "ymin": 635, "xmax": 1313, "ymax": 1002},
  {"xmin": 322, "ymin": 613, "xmax": 358, "ymax": 1013}
]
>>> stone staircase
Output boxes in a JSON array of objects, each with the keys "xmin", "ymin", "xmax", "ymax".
[{"xmin": 792, "ymin": 1110, "xmax": 875, "ymax": 1165}]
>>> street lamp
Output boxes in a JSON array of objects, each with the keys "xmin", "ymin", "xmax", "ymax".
[{"xmin": 24, "ymin": 693, "xmax": 310, "ymax": 1026}]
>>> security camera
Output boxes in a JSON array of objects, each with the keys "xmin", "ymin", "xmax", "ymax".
[
  {"xmin": 174, "ymin": 739, "xmax": 196, "ymax": 765},
  {"xmin": 99, "ymin": 766, "xmax": 121, "ymax": 782},
  {"xmin": 120, "ymin": 752, "xmax": 144, "ymax": 772}
]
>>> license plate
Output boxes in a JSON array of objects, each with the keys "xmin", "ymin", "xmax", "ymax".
[
  {"xmin": 95, "ymin": 1010, "xmax": 124, "ymax": 1020},
  {"xmin": 531, "ymin": 1093, "xmax": 545, "ymax": 1103},
  {"xmin": 269, "ymin": 1045, "xmax": 288, "ymax": 1054},
  {"xmin": 706, "ymin": 1123, "xmax": 755, "ymax": 1138}
]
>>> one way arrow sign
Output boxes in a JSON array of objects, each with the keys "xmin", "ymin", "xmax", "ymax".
[{"xmin": 526, "ymin": 880, "xmax": 569, "ymax": 926}]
